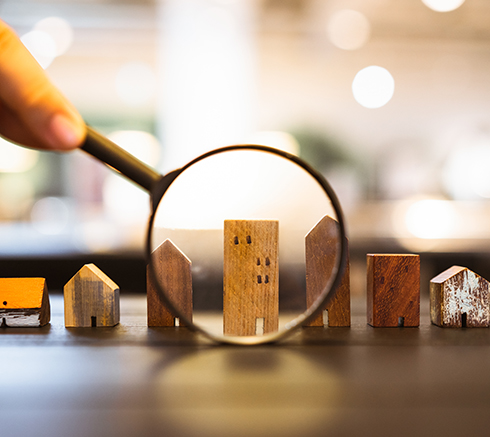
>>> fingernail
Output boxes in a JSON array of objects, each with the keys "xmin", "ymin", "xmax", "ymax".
[{"xmin": 48, "ymin": 113, "xmax": 85, "ymax": 150}]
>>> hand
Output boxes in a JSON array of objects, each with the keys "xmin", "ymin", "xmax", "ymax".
[{"xmin": 0, "ymin": 20, "xmax": 85, "ymax": 151}]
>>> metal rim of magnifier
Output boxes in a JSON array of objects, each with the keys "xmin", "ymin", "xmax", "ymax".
[{"xmin": 146, "ymin": 144, "xmax": 348, "ymax": 345}]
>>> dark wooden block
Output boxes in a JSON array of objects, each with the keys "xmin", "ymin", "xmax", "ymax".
[
  {"xmin": 147, "ymin": 239, "xmax": 193, "ymax": 327},
  {"xmin": 64, "ymin": 264, "xmax": 119, "ymax": 327},
  {"xmin": 0, "ymin": 278, "xmax": 50, "ymax": 327},
  {"xmin": 304, "ymin": 215, "xmax": 350, "ymax": 327},
  {"xmin": 223, "ymin": 220, "xmax": 279, "ymax": 336},
  {"xmin": 367, "ymin": 254, "xmax": 420, "ymax": 327},
  {"xmin": 430, "ymin": 266, "xmax": 490, "ymax": 328}
]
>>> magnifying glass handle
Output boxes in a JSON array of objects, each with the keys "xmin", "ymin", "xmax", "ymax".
[{"xmin": 81, "ymin": 126, "xmax": 162, "ymax": 192}]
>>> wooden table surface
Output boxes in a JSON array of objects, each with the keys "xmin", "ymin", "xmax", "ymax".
[{"xmin": 1, "ymin": 294, "xmax": 490, "ymax": 437}]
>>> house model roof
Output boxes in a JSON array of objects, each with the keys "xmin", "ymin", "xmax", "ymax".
[
  {"xmin": 68, "ymin": 263, "xmax": 119, "ymax": 291},
  {"xmin": 0, "ymin": 278, "xmax": 46, "ymax": 309}
]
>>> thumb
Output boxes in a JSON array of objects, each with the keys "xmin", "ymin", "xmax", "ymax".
[{"xmin": 0, "ymin": 20, "xmax": 86, "ymax": 150}]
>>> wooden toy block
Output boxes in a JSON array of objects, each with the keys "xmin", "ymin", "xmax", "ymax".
[
  {"xmin": 430, "ymin": 266, "xmax": 490, "ymax": 328},
  {"xmin": 223, "ymin": 219, "xmax": 279, "ymax": 336},
  {"xmin": 147, "ymin": 239, "xmax": 193, "ymax": 327},
  {"xmin": 304, "ymin": 215, "xmax": 350, "ymax": 327},
  {"xmin": 367, "ymin": 254, "xmax": 420, "ymax": 327},
  {"xmin": 0, "ymin": 278, "xmax": 50, "ymax": 327},
  {"xmin": 64, "ymin": 264, "xmax": 119, "ymax": 328}
]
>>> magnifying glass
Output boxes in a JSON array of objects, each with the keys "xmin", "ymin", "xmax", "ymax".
[{"xmin": 82, "ymin": 126, "xmax": 347, "ymax": 345}]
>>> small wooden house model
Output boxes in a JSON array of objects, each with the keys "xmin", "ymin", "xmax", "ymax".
[
  {"xmin": 223, "ymin": 219, "xmax": 279, "ymax": 336},
  {"xmin": 304, "ymin": 215, "xmax": 350, "ymax": 327},
  {"xmin": 0, "ymin": 278, "xmax": 50, "ymax": 327},
  {"xmin": 147, "ymin": 239, "xmax": 193, "ymax": 327},
  {"xmin": 367, "ymin": 254, "xmax": 420, "ymax": 327},
  {"xmin": 430, "ymin": 266, "xmax": 490, "ymax": 328},
  {"xmin": 64, "ymin": 264, "xmax": 120, "ymax": 327}
]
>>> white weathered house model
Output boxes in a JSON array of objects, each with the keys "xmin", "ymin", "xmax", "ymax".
[{"xmin": 430, "ymin": 266, "xmax": 489, "ymax": 328}]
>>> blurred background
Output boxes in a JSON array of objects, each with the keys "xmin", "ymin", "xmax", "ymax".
[{"xmin": 1, "ymin": 0, "xmax": 490, "ymax": 293}]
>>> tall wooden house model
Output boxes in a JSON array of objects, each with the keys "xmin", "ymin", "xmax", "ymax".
[
  {"xmin": 147, "ymin": 239, "xmax": 193, "ymax": 327},
  {"xmin": 304, "ymin": 215, "xmax": 350, "ymax": 327},
  {"xmin": 223, "ymin": 219, "xmax": 279, "ymax": 336}
]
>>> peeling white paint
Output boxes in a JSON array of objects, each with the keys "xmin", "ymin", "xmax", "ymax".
[
  {"xmin": 2, "ymin": 313, "xmax": 41, "ymax": 327},
  {"xmin": 443, "ymin": 269, "xmax": 490, "ymax": 326}
]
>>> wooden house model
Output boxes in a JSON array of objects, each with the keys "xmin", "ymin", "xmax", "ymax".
[
  {"xmin": 64, "ymin": 264, "xmax": 120, "ymax": 327},
  {"xmin": 430, "ymin": 266, "xmax": 490, "ymax": 328},
  {"xmin": 304, "ymin": 215, "xmax": 350, "ymax": 327},
  {"xmin": 367, "ymin": 254, "xmax": 420, "ymax": 327},
  {"xmin": 0, "ymin": 278, "xmax": 50, "ymax": 327},
  {"xmin": 223, "ymin": 219, "xmax": 279, "ymax": 336},
  {"xmin": 147, "ymin": 239, "xmax": 193, "ymax": 327}
]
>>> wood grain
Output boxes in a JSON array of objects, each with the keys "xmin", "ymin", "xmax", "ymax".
[
  {"xmin": 223, "ymin": 220, "xmax": 279, "ymax": 336},
  {"xmin": 64, "ymin": 264, "xmax": 120, "ymax": 328},
  {"xmin": 0, "ymin": 278, "xmax": 50, "ymax": 327},
  {"xmin": 367, "ymin": 254, "xmax": 420, "ymax": 327},
  {"xmin": 147, "ymin": 239, "xmax": 193, "ymax": 327},
  {"xmin": 304, "ymin": 215, "xmax": 350, "ymax": 327},
  {"xmin": 430, "ymin": 265, "xmax": 490, "ymax": 328}
]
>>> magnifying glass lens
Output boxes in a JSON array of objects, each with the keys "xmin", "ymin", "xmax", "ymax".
[{"xmin": 148, "ymin": 148, "xmax": 343, "ymax": 343}]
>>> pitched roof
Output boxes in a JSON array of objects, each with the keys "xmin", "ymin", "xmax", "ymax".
[
  {"xmin": 0, "ymin": 278, "xmax": 46, "ymax": 309},
  {"xmin": 67, "ymin": 263, "xmax": 119, "ymax": 291}
]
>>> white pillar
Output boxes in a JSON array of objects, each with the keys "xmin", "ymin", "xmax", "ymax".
[{"xmin": 157, "ymin": 0, "xmax": 256, "ymax": 172}]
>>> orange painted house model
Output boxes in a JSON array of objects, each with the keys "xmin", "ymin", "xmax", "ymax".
[{"xmin": 0, "ymin": 278, "xmax": 50, "ymax": 327}]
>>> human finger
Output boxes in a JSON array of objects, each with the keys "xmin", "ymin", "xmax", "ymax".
[{"xmin": 0, "ymin": 20, "xmax": 86, "ymax": 150}]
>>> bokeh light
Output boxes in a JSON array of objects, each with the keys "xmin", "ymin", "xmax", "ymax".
[
  {"xmin": 20, "ymin": 30, "xmax": 57, "ymax": 69},
  {"xmin": 327, "ymin": 9, "xmax": 371, "ymax": 51},
  {"xmin": 403, "ymin": 198, "xmax": 457, "ymax": 239},
  {"xmin": 33, "ymin": 17, "xmax": 74, "ymax": 56},
  {"xmin": 115, "ymin": 62, "xmax": 157, "ymax": 107},
  {"xmin": 422, "ymin": 0, "xmax": 465, "ymax": 13},
  {"xmin": 0, "ymin": 137, "xmax": 39, "ymax": 173},
  {"xmin": 30, "ymin": 197, "xmax": 70, "ymax": 235},
  {"xmin": 392, "ymin": 197, "xmax": 460, "ymax": 252},
  {"xmin": 352, "ymin": 66, "xmax": 395, "ymax": 109}
]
